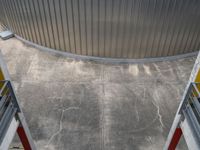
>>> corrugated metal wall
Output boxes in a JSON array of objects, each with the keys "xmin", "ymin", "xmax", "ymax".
[
  {"xmin": 0, "ymin": 0, "xmax": 8, "ymax": 32},
  {"xmin": 0, "ymin": 0, "xmax": 200, "ymax": 59}
]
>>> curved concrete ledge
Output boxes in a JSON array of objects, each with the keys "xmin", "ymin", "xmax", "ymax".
[{"xmin": 16, "ymin": 34, "xmax": 198, "ymax": 64}]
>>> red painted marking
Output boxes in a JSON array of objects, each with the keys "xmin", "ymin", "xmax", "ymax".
[
  {"xmin": 17, "ymin": 127, "xmax": 32, "ymax": 150},
  {"xmin": 168, "ymin": 128, "xmax": 182, "ymax": 150}
]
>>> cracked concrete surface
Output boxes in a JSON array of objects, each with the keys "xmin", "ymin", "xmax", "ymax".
[{"xmin": 0, "ymin": 38, "xmax": 196, "ymax": 149}]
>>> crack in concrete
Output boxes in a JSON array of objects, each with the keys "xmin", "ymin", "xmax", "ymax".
[
  {"xmin": 151, "ymin": 100, "xmax": 164, "ymax": 129},
  {"xmin": 129, "ymin": 116, "xmax": 158, "ymax": 133},
  {"xmin": 134, "ymin": 101, "xmax": 140, "ymax": 123},
  {"xmin": 45, "ymin": 107, "xmax": 79, "ymax": 148},
  {"xmin": 45, "ymin": 88, "xmax": 84, "ymax": 148}
]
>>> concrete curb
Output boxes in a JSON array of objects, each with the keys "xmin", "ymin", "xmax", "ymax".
[{"xmin": 15, "ymin": 35, "xmax": 199, "ymax": 64}]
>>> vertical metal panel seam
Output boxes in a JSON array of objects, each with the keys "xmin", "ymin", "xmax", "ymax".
[
  {"xmin": 36, "ymin": 0, "xmax": 47, "ymax": 47},
  {"xmin": 183, "ymin": 2, "xmax": 196, "ymax": 53},
  {"xmin": 27, "ymin": 0, "xmax": 37, "ymax": 43},
  {"xmin": 97, "ymin": 0, "xmax": 100, "ymax": 56},
  {"xmin": 191, "ymin": 3, "xmax": 200, "ymax": 51},
  {"xmin": 149, "ymin": 0, "xmax": 158, "ymax": 57},
  {"xmin": 41, "ymin": 0, "xmax": 51, "ymax": 47},
  {"xmin": 169, "ymin": 0, "xmax": 184, "ymax": 56},
  {"xmin": 59, "ymin": 0, "xmax": 67, "ymax": 51},
  {"xmin": 114, "ymin": 0, "xmax": 122, "ymax": 57},
  {"xmin": 16, "ymin": 0, "xmax": 29, "ymax": 40},
  {"xmin": 3, "ymin": 0, "xmax": 16, "ymax": 33},
  {"xmin": 52, "ymin": 0, "xmax": 61, "ymax": 50},
  {"xmin": 31, "ymin": 0, "xmax": 42, "ymax": 44},
  {"xmin": 150, "ymin": 0, "xmax": 161, "ymax": 57},
  {"xmin": 71, "ymin": 0, "xmax": 77, "ymax": 53},
  {"xmin": 130, "ymin": 0, "xmax": 141, "ymax": 58},
  {"xmin": 47, "ymin": 0, "xmax": 56, "ymax": 48},
  {"xmin": 83, "ymin": 0, "xmax": 88, "ymax": 54},
  {"xmin": 1, "ymin": 0, "xmax": 10, "ymax": 30},
  {"xmin": 183, "ymin": 1, "xmax": 199, "ymax": 54},
  {"xmin": 173, "ymin": 2, "xmax": 188, "ymax": 54},
  {"xmin": 165, "ymin": 0, "xmax": 179, "ymax": 56},
  {"xmin": 192, "ymin": 7, "xmax": 200, "ymax": 50},
  {"xmin": 23, "ymin": 0, "xmax": 34, "ymax": 42},
  {"xmin": 120, "ymin": 0, "xmax": 129, "ymax": 57},
  {"xmin": 160, "ymin": 0, "xmax": 173, "ymax": 56},
  {"xmin": 138, "ymin": 0, "xmax": 150, "ymax": 58},
  {"xmin": 63, "ymin": 0, "xmax": 72, "ymax": 52},
  {"xmin": 32, "ymin": 0, "xmax": 43, "ymax": 44},
  {"xmin": 109, "ymin": 0, "xmax": 114, "ymax": 57},
  {"xmin": 9, "ymin": 0, "xmax": 23, "ymax": 37},
  {"xmin": 15, "ymin": 0, "xmax": 27, "ymax": 39},
  {"xmin": 143, "ymin": 0, "xmax": 153, "ymax": 58},
  {"xmin": 155, "ymin": 0, "xmax": 165, "ymax": 57},
  {"xmin": 91, "ymin": 0, "xmax": 94, "ymax": 55},
  {"xmin": 179, "ymin": 1, "xmax": 195, "ymax": 54},
  {"xmin": 20, "ymin": 0, "xmax": 32, "ymax": 41},
  {"xmin": 173, "ymin": 0, "xmax": 189, "ymax": 54},
  {"xmin": 188, "ymin": 5, "xmax": 200, "ymax": 52},
  {"xmin": 144, "ymin": 0, "xmax": 156, "ymax": 57},
  {"xmin": 77, "ymin": 0, "xmax": 82, "ymax": 54},
  {"xmin": 103, "ymin": 0, "xmax": 106, "ymax": 56},
  {"xmin": 126, "ymin": 0, "xmax": 135, "ymax": 58}
]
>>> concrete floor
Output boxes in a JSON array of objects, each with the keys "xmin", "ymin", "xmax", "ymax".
[{"xmin": 0, "ymin": 38, "xmax": 196, "ymax": 150}]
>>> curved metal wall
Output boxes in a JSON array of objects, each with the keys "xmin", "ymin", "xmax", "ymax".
[{"xmin": 0, "ymin": 0, "xmax": 200, "ymax": 59}]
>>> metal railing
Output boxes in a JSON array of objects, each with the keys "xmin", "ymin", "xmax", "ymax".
[
  {"xmin": 0, "ymin": 80, "xmax": 20, "ymax": 144},
  {"xmin": 180, "ymin": 82, "xmax": 200, "ymax": 141}
]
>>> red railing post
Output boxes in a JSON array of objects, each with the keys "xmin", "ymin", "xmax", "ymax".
[
  {"xmin": 17, "ymin": 126, "xmax": 32, "ymax": 150},
  {"xmin": 168, "ymin": 128, "xmax": 182, "ymax": 150}
]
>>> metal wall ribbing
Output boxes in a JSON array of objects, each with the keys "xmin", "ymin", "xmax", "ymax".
[{"xmin": 0, "ymin": 0, "xmax": 200, "ymax": 59}]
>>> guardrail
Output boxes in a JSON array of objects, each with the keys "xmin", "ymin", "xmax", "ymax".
[{"xmin": 0, "ymin": 80, "xmax": 20, "ymax": 144}]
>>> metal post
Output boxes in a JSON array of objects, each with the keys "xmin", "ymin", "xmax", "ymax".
[
  {"xmin": 168, "ymin": 128, "xmax": 182, "ymax": 150},
  {"xmin": 17, "ymin": 126, "xmax": 32, "ymax": 150}
]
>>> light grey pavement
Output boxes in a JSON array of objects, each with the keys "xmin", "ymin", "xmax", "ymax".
[{"xmin": 0, "ymin": 38, "xmax": 196, "ymax": 150}]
